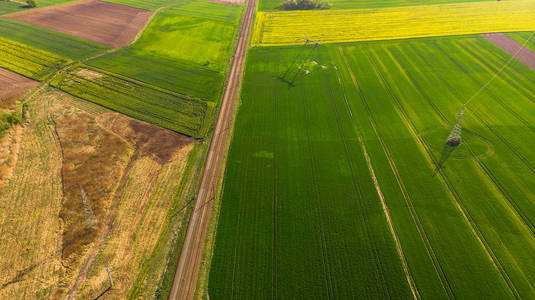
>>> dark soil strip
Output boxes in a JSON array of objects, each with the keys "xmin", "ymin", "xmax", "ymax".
[{"xmin": 482, "ymin": 33, "xmax": 535, "ymax": 72}]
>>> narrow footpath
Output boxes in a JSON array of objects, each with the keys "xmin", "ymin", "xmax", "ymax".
[{"xmin": 167, "ymin": 0, "xmax": 256, "ymax": 298}]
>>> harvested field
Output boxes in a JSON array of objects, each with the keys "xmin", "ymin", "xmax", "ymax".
[
  {"xmin": 482, "ymin": 33, "xmax": 535, "ymax": 72},
  {"xmin": 55, "ymin": 111, "xmax": 133, "ymax": 279},
  {"xmin": 4, "ymin": 0, "xmax": 152, "ymax": 48},
  {"xmin": 0, "ymin": 88, "xmax": 196, "ymax": 299},
  {"xmin": 0, "ymin": 68, "xmax": 38, "ymax": 108}
]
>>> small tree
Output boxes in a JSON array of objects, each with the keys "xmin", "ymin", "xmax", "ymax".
[{"xmin": 26, "ymin": 0, "xmax": 37, "ymax": 8}]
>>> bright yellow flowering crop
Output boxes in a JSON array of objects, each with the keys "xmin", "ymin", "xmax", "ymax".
[{"xmin": 252, "ymin": 0, "xmax": 535, "ymax": 46}]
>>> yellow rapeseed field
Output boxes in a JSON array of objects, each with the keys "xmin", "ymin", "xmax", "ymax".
[{"xmin": 252, "ymin": 0, "xmax": 535, "ymax": 46}]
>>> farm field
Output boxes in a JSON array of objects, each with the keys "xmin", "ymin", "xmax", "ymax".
[
  {"xmin": 0, "ymin": 0, "xmax": 243, "ymax": 298},
  {"xmin": 0, "ymin": 0, "xmax": 78, "ymax": 16},
  {"xmin": 0, "ymin": 37, "xmax": 71, "ymax": 80},
  {"xmin": 4, "ymin": 0, "xmax": 153, "ymax": 48},
  {"xmin": 0, "ymin": 88, "xmax": 199, "ymax": 299},
  {"xmin": 208, "ymin": 35, "xmax": 535, "ymax": 298},
  {"xmin": 508, "ymin": 31, "xmax": 535, "ymax": 53},
  {"xmin": 51, "ymin": 66, "xmax": 214, "ymax": 138},
  {"xmin": 88, "ymin": 0, "xmax": 243, "ymax": 101},
  {"xmin": 0, "ymin": 18, "xmax": 108, "ymax": 59},
  {"xmin": 102, "ymin": 0, "xmax": 178, "ymax": 10},
  {"xmin": 0, "ymin": 68, "xmax": 38, "ymax": 102},
  {"xmin": 259, "ymin": 0, "xmax": 507, "ymax": 11},
  {"xmin": 252, "ymin": 0, "xmax": 535, "ymax": 46}
]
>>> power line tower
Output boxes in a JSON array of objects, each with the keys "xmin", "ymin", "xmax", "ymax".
[
  {"xmin": 278, "ymin": 37, "xmax": 322, "ymax": 86},
  {"xmin": 446, "ymin": 109, "xmax": 464, "ymax": 147}
]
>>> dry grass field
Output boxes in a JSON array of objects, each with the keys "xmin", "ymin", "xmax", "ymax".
[{"xmin": 0, "ymin": 88, "xmax": 195, "ymax": 299}]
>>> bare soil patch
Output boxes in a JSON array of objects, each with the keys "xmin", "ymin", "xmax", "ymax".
[
  {"xmin": 0, "ymin": 68, "xmax": 38, "ymax": 109},
  {"xmin": 75, "ymin": 68, "xmax": 103, "ymax": 80},
  {"xmin": 97, "ymin": 113, "xmax": 194, "ymax": 164},
  {"xmin": 482, "ymin": 33, "xmax": 535, "ymax": 72},
  {"xmin": 4, "ymin": 0, "xmax": 152, "ymax": 48},
  {"xmin": 55, "ymin": 111, "xmax": 133, "ymax": 271}
]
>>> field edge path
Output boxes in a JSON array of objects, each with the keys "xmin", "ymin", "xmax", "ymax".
[{"xmin": 167, "ymin": 0, "xmax": 256, "ymax": 298}]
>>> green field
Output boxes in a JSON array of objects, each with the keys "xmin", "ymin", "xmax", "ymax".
[
  {"xmin": 208, "ymin": 36, "xmax": 535, "ymax": 298},
  {"xmin": 259, "ymin": 0, "xmax": 508, "ymax": 11},
  {"xmin": 51, "ymin": 66, "xmax": 213, "ymax": 138},
  {"xmin": 88, "ymin": 1, "xmax": 242, "ymax": 102},
  {"xmin": 0, "ymin": 37, "xmax": 71, "ymax": 80},
  {"xmin": 508, "ymin": 31, "xmax": 535, "ymax": 53},
  {"xmin": 0, "ymin": 0, "xmax": 78, "ymax": 15},
  {"xmin": 0, "ymin": 19, "xmax": 108, "ymax": 59},
  {"xmin": 102, "ymin": 0, "xmax": 178, "ymax": 10},
  {"xmin": 0, "ymin": 1, "xmax": 23, "ymax": 15}
]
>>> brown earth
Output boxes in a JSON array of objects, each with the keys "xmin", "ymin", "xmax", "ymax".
[
  {"xmin": 482, "ymin": 33, "xmax": 535, "ymax": 72},
  {"xmin": 62, "ymin": 112, "xmax": 194, "ymax": 299},
  {"xmin": 55, "ymin": 111, "xmax": 133, "ymax": 273},
  {"xmin": 0, "ymin": 87, "xmax": 195, "ymax": 299},
  {"xmin": 0, "ymin": 68, "xmax": 38, "ymax": 109},
  {"xmin": 96, "ymin": 113, "xmax": 194, "ymax": 164},
  {"xmin": 3, "ymin": 0, "xmax": 152, "ymax": 48}
]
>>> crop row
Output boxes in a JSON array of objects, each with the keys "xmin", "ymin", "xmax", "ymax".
[
  {"xmin": 51, "ymin": 66, "xmax": 214, "ymax": 138},
  {"xmin": 0, "ymin": 19, "xmax": 108, "ymax": 60},
  {"xmin": 252, "ymin": 0, "xmax": 535, "ymax": 46},
  {"xmin": 0, "ymin": 37, "xmax": 71, "ymax": 80},
  {"xmin": 209, "ymin": 36, "xmax": 535, "ymax": 299}
]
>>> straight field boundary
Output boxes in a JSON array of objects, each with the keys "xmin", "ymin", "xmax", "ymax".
[{"xmin": 252, "ymin": 0, "xmax": 535, "ymax": 46}]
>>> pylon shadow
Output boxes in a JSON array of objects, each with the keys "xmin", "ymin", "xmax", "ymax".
[{"xmin": 433, "ymin": 143, "xmax": 458, "ymax": 176}]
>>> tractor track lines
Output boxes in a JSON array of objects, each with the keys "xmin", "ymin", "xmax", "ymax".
[
  {"xmin": 433, "ymin": 42, "xmax": 535, "ymax": 238},
  {"xmin": 323, "ymin": 51, "xmax": 392, "ymax": 299},
  {"xmin": 365, "ymin": 50, "xmax": 457, "ymax": 299},
  {"xmin": 366, "ymin": 50, "xmax": 519, "ymax": 299},
  {"xmin": 298, "ymin": 84, "xmax": 334, "ymax": 300},
  {"xmin": 271, "ymin": 73, "xmax": 279, "ymax": 300},
  {"xmin": 335, "ymin": 49, "xmax": 419, "ymax": 300},
  {"xmin": 342, "ymin": 47, "xmax": 453, "ymax": 300}
]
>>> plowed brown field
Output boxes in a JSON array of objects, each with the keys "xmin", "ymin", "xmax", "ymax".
[
  {"xmin": 482, "ymin": 33, "xmax": 535, "ymax": 72},
  {"xmin": 0, "ymin": 68, "xmax": 38, "ymax": 108},
  {"xmin": 3, "ymin": 0, "xmax": 151, "ymax": 48}
]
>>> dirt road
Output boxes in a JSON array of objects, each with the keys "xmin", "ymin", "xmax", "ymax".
[{"xmin": 167, "ymin": 0, "xmax": 256, "ymax": 298}]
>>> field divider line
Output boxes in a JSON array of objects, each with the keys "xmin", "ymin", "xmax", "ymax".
[
  {"xmin": 327, "ymin": 55, "xmax": 391, "ymax": 298},
  {"xmin": 339, "ymin": 47, "xmax": 446, "ymax": 300},
  {"xmin": 366, "ymin": 49, "xmax": 520, "ymax": 299}
]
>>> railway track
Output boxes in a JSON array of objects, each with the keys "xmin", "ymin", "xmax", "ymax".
[{"xmin": 167, "ymin": 0, "xmax": 256, "ymax": 298}]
